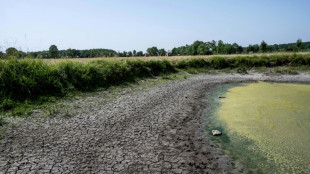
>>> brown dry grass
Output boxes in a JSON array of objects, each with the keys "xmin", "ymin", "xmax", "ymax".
[{"xmin": 40, "ymin": 52, "xmax": 310, "ymax": 64}]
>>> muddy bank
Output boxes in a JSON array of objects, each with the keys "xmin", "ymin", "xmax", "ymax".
[{"xmin": 0, "ymin": 73, "xmax": 310, "ymax": 173}]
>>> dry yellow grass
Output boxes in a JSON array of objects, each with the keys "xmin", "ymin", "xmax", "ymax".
[{"xmin": 41, "ymin": 52, "xmax": 310, "ymax": 64}]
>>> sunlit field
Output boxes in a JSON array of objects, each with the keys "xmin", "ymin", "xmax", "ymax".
[
  {"xmin": 41, "ymin": 52, "xmax": 310, "ymax": 64},
  {"xmin": 1, "ymin": 53, "xmax": 309, "ymax": 113}
]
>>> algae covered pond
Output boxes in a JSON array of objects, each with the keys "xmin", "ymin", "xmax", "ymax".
[{"xmin": 209, "ymin": 82, "xmax": 310, "ymax": 173}]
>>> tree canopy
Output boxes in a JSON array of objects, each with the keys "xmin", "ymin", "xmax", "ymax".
[
  {"xmin": 146, "ymin": 47, "xmax": 159, "ymax": 56},
  {"xmin": 1, "ymin": 39, "xmax": 309, "ymax": 59},
  {"xmin": 260, "ymin": 41, "xmax": 267, "ymax": 53},
  {"xmin": 49, "ymin": 45, "xmax": 58, "ymax": 58},
  {"xmin": 5, "ymin": 47, "xmax": 19, "ymax": 58}
]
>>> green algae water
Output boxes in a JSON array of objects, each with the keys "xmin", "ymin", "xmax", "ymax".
[{"xmin": 208, "ymin": 82, "xmax": 310, "ymax": 173}]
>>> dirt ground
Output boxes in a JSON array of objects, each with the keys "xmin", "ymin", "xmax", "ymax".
[{"xmin": 1, "ymin": 73, "xmax": 310, "ymax": 173}]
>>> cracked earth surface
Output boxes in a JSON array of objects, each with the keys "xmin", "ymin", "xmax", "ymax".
[{"xmin": 1, "ymin": 74, "xmax": 310, "ymax": 174}]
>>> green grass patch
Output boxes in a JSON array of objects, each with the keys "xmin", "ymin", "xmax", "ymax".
[
  {"xmin": 0, "ymin": 59, "xmax": 176, "ymax": 112},
  {"xmin": 176, "ymin": 54, "xmax": 310, "ymax": 69},
  {"xmin": 0, "ymin": 54, "xmax": 310, "ymax": 117}
]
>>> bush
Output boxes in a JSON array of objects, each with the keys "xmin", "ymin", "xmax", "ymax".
[
  {"xmin": 175, "ymin": 54, "xmax": 310, "ymax": 70},
  {"xmin": 0, "ymin": 99, "xmax": 15, "ymax": 110},
  {"xmin": 147, "ymin": 60, "xmax": 175, "ymax": 75},
  {"xmin": 0, "ymin": 59, "xmax": 176, "ymax": 110},
  {"xmin": 0, "ymin": 54, "xmax": 309, "ymax": 111},
  {"xmin": 208, "ymin": 57, "xmax": 228, "ymax": 69}
]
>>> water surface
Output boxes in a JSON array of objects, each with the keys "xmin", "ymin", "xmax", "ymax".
[{"xmin": 212, "ymin": 82, "xmax": 310, "ymax": 173}]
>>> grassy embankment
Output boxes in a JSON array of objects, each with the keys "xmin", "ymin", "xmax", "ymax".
[
  {"xmin": 42, "ymin": 51, "xmax": 310, "ymax": 64},
  {"xmin": 0, "ymin": 53, "xmax": 310, "ymax": 121}
]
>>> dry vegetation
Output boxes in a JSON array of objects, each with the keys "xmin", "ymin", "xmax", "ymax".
[
  {"xmin": 1, "ymin": 52, "xmax": 310, "ymax": 113},
  {"xmin": 41, "ymin": 52, "xmax": 310, "ymax": 64}
]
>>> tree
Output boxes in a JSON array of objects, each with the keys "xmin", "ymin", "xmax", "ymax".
[
  {"xmin": 158, "ymin": 48, "xmax": 167, "ymax": 56},
  {"xmin": 189, "ymin": 41, "xmax": 203, "ymax": 55},
  {"xmin": 237, "ymin": 46, "xmax": 243, "ymax": 54},
  {"xmin": 19, "ymin": 51, "xmax": 27, "ymax": 58},
  {"xmin": 231, "ymin": 43, "xmax": 240, "ymax": 54},
  {"xmin": 0, "ymin": 51, "xmax": 5, "ymax": 59},
  {"xmin": 208, "ymin": 40, "xmax": 217, "ymax": 54},
  {"xmin": 266, "ymin": 45, "xmax": 274, "ymax": 52},
  {"xmin": 184, "ymin": 45, "xmax": 191, "ymax": 55},
  {"xmin": 146, "ymin": 47, "xmax": 159, "ymax": 56},
  {"xmin": 286, "ymin": 45, "xmax": 298, "ymax": 52},
  {"xmin": 197, "ymin": 43, "xmax": 211, "ymax": 55},
  {"xmin": 296, "ymin": 39, "xmax": 303, "ymax": 50},
  {"xmin": 260, "ymin": 41, "xmax": 267, "ymax": 53},
  {"xmin": 82, "ymin": 50, "xmax": 90, "ymax": 58},
  {"xmin": 133, "ymin": 50, "xmax": 136, "ymax": 56},
  {"xmin": 274, "ymin": 44, "xmax": 279, "ymax": 52},
  {"xmin": 128, "ymin": 51, "xmax": 133, "ymax": 57},
  {"xmin": 49, "ymin": 45, "xmax": 58, "ymax": 58},
  {"xmin": 66, "ymin": 49, "xmax": 74, "ymax": 58},
  {"xmin": 6, "ymin": 47, "xmax": 19, "ymax": 58},
  {"xmin": 217, "ymin": 40, "xmax": 225, "ymax": 54},
  {"xmin": 247, "ymin": 45, "xmax": 253, "ymax": 53},
  {"xmin": 72, "ymin": 49, "xmax": 80, "ymax": 58},
  {"xmin": 136, "ymin": 51, "xmax": 143, "ymax": 57},
  {"xmin": 253, "ymin": 44, "xmax": 260, "ymax": 53},
  {"xmin": 223, "ymin": 44, "xmax": 234, "ymax": 54}
]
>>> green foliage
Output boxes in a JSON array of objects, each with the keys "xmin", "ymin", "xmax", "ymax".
[
  {"xmin": 30, "ymin": 48, "xmax": 117, "ymax": 59},
  {"xmin": 197, "ymin": 43, "xmax": 212, "ymax": 55},
  {"xmin": 247, "ymin": 44, "xmax": 260, "ymax": 53},
  {"xmin": 66, "ymin": 49, "xmax": 74, "ymax": 58},
  {"xmin": 172, "ymin": 40, "xmax": 244, "ymax": 56},
  {"xmin": 0, "ymin": 51, "xmax": 5, "ymax": 59},
  {"xmin": 135, "ymin": 51, "xmax": 144, "ymax": 57},
  {"xmin": 260, "ymin": 41, "xmax": 267, "ymax": 53},
  {"xmin": 5, "ymin": 39, "xmax": 310, "ymax": 60},
  {"xmin": 5, "ymin": 47, "xmax": 19, "ymax": 58},
  {"xmin": 286, "ymin": 45, "xmax": 298, "ymax": 52},
  {"xmin": 158, "ymin": 48, "xmax": 167, "ymax": 56},
  {"xmin": 146, "ymin": 47, "xmax": 159, "ymax": 56},
  {"xmin": 0, "ymin": 54, "xmax": 309, "ymax": 111},
  {"xmin": 209, "ymin": 57, "xmax": 227, "ymax": 69},
  {"xmin": 176, "ymin": 58, "xmax": 208, "ymax": 69},
  {"xmin": 176, "ymin": 54, "xmax": 310, "ymax": 70},
  {"xmin": 0, "ymin": 99, "xmax": 15, "ymax": 110},
  {"xmin": 236, "ymin": 66, "xmax": 248, "ymax": 74},
  {"xmin": 147, "ymin": 60, "xmax": 175, "ymax": 75},
  {"xmin": 190, "ymin": 41, "xmax": 204, "ymax": 55},
  {"xmin": 297, "ymin": 39, "xmax": 303, "ymax": 50},
  {"xmin": 49, "ymin": 45, "xmax": 58, "ymax": 58},
  {"xmin": 0, "ymin": 59, "xmax": 176, "ymax": 111}
]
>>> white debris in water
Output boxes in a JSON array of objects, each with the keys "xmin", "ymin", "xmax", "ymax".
[{"xmin": 212, "ymin": 130, "xmax": 222, "ymax": 136}]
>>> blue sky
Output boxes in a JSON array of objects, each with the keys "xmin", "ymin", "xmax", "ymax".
[{"xmin": 1, "ymin": 0, "xmax": 310, "ymax": 52}]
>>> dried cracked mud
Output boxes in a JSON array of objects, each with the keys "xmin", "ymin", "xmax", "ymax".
[{"xmin": 1, "ymin": 74, "xmax": 310, "ymax": 174}]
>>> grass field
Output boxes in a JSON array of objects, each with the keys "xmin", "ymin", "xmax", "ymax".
[
  {"xmin": 1, "ymin": 52, "xmax": 310, "ymax": 115},
  {"xmin": 41, "ymin": 52, "xmax": 310, "ymax": 64}
]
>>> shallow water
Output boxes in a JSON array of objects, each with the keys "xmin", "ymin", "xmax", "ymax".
[{"xmin": 215, "ymin": 82, "xmax": 310, "ymax": 173}]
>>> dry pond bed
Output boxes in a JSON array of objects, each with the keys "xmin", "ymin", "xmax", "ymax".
[{"xmin": 0, "ymin": 73, "xmax": 310, "ymax": 173}]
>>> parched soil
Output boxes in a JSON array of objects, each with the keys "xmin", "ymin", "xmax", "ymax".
[{"xmin": 1, "ymin": 74, "xmax": 310, "ymax": 174}]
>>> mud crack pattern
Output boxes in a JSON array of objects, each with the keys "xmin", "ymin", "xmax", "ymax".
[{"xmin": 1, "ymin": 74, "xmax": 310, "ymax": 173}]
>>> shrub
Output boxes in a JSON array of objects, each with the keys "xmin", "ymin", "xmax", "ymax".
[
  {"xmin": 176, "ymin": 58, "xmax": 208, "ymax": 69},
  {"xmin": 0, "ymin": 99, "xmax": 15, "ymax": 110},
  {"xmin": 0, "ymin": 54, "xmax": 309, "ymax": 111},
  {"xmin": 208, "ymin": 57, "xmax": 227, "ymax": 69},
  {"xmin": 0, "ymin": 59, "xmax": 176, "ymax": 110}
]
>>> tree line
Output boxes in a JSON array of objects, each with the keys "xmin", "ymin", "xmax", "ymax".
[{"xmin": 1, "ymin": 39, "xmax": 309, "ymax": 59}]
